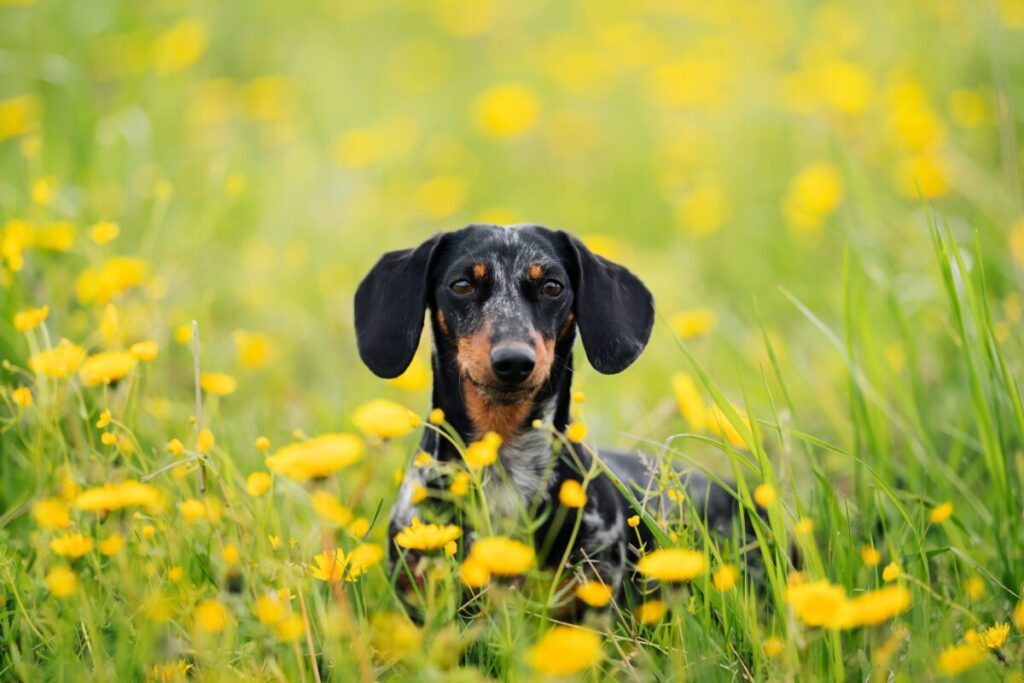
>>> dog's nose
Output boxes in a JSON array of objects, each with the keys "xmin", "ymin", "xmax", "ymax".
[{"xmin": 490, "ymin": 344, "xmax": 536, "ymax": 384}]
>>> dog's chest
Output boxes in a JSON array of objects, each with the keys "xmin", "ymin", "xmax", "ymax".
[{"xmin": 481, "ymin": 430, "xmax": 552, "ymax": 525}]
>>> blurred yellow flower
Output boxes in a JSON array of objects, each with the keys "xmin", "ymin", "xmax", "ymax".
[
  {"xmin": 196, "ymin": 428, "xmax": 215, "ymax": 454},
  {"xmin": 410, "ymin": 483, "xmax": 428, "ymax": 504},
  {"xmin": 167, "ymin": 438, "xmax": 184, "ymax": 456},
  {"xmin": 234, "ymin": 331, "xmax": 271, "ymax": 369},
  {"xmin": 11, "ymin": 386, "xmax": 32, "ymax": 408},
  {"xmin": 75, "ymin": 257, "xmax": 148, "ymax": 305},
  {"xmin": 412, "ymin": 174, "xmax": 467, "ymax": 220},
  {"xmin": 353, "ymin": 399, "xmax": 417, "ymax": 439},
  {"xmin": 982, "ymin": 622, "xmax": 1009, "ymax": 649},
  {"xmin": 31, "ymin": 177, "xmax": 55, "ymax": 205},
  {"xmin": 369, "ymin": 612, "xmax": 423, "ymax": 662},
  {"xmin": 526, "ymin": 626, "xmax": 602, "ymax": 675},
  {"xmin": 843, "ymin": 586, "xmax": 911, "ymax": 627},
  {"xmin": 753, "ymin": 484, "xmax": 776, "ymax": 508},
  {"xmin": 348, "ymin": 517, "xmax": 370, "ymax": 538},
  {"xmin": 29, "ymin": 340, "xmax": 87, "ymax": 379},
  {"xmin": 129, "ymin": 340, "xmax": 159, "ymax": 361},
  {"xmin": 222, "ymin": 543, "xmax": 240, "ymax": 565},
  {"xmin": 882, "ymin": 562, "xmax": 900, "ymax": 582},
  {"xmin": 275, "ymin": 614, "xmax": 305, "ymax": 641},
  {"xmin": 575, "ymin": 580, "xmax": 613, "ymax": 607},
  {"xmin": 100, "ymin": 431, "xmax": 118, "ymax": 446},
  {"xmin": 99, "ymin": 534, "xmax": 124, "ymax": 556},
  {"xmin": 669, "ymin": 308, "xmax": 716, "ymax": 341},
  {"xmin": 194, "ymin": 598, "xmax": 229, "ymax": 633},
  {"xmin": 255, "ymin": 436, "xmax": 271, "ymax": 451},
  {"xmin": 180, "ymin": 498, "xmax": 206, "ymax": 524},
  {"xmin": 200, "ymin": 372, "xmax": 237, "ymax": 396},
  {"xmin": 783, "ymin": 162, "xmax": 844, "ymax": 231},
  {"xmin": 36, "ymin": 221, "xmax": 76, "ymax": 252},
  {"xmin": 153, "ymin": 19, "xmax": 208, "ymax": 75},
  {"xmin": 459, "ymin": 555, "xmax": 490, "ymax": 588},
  {"xmin": 565, "ymin": 421, "xmax": 587, "ymax": 443},
  {"xmin": 348, "ymin": 544, "xmax": 385, "ymax": 580},
  {"xmin": 787, "ymin": 579, "xmax": 848, "ymax": 628},
  {"xmin": 937, "ymin": 642, "xmax": 984, "ymax": 675},
  {"xmin": 763, "ymin": 636, "xmax": 785, "ymax": 658},
  {"xmin": 254, "ymin": 594, "xmax": 284, "ymax": 624},
  {"xmin": 795, "ymin": 517, "xmax": 815, "ymax": 536},
  {"xmin": 627, "ymin": 515, "xmax": 640, "ymax": 528},
  {"xmin": 468, "ymin": 536, "xmax": 534, "ymax": 576},
  {"xmin": 388, "ymin": 361, "xmax": 431, "ymax": 393},
  {"xmin": 14, "ymin": 304, "xmax": 48, "ymax": 332},
  {"xmin": 965, "ymin": 575, "xmax": 985, "ymax": 599},
  {"xmin": 861, "ymin": 546, "xmax": 882, "ymax": 566},
  {"xmin": 637, "ymin": 548, "xmax": 706, "ymax": 582},
  {"xmin": 0, "ymin": 94, "xmax": 38, "ymax": 141},
  {"xmin": 266, "ymin": 433, "xmax": 364, "ymax": 480},
  {"xmin": 311, "ymin": 491, "xmax": 353, "ymax": 527},
  {"xmin": 32, "ymin": 498, "xmax": 70, "ymax": 529},
  {"xmin": 677, "ymin": 177, "xmax": 729, "ymax": 236},
  {"xmin": 434, "ymin": 0, "xmax": 496, "ymax": 37},
  {"xmin": 450, "ymin": 471, "xmax": 470, "ymax": 497},
  {"xmin": 96, "ymin": 409, "xmax": 112, "ymax": 429},
  {"xmin": 174, "ymin": 323, "xmax": 194, "ymax": 345},
  {"xmin": 45, "ymin": 566, "xmax": 77, "ymax": 597},
  {"xmin": 895, "ymin": 152, "xmax": 950, "ymax": 199},
  {"xmin": 89, "ymin": 221, "xmax": 119, "ymax": 245},
  {"xmin": 559, "ymin": 480, "xmax": 587, "ymax": 508},
  {"xmin": 395, "ymin": 516, "xmax": 462, "ymax": 551},
  {"xmin": 463, "ymin": 432, "xmax": 501, "ymax": 469},
  {"xmin": 79, "ymin": 351, "xmax": 137, "ymax": 387},
  {"xmin": 635, "ymin": 599, "xmax": 667, "ymax": 624},
  {"xmin": 1015, "ymin": 599, "xmax": 1024, "ymax": 629},
  {"xmin": 245, "ymin": 472, "xmax": 272, "ymax": 496},
  {"xmin": 50, "ymin": 533, "xmax": 93, "ymax": 559},
  {"xmin": 428, "ymin": 407, "xmax": 445, "ymax": 424},
  {"xmin": 473, "ymin": 83, "xmax": 539, "ymax": 138},
  {"xmin": 169, "ymin": 566, "xmax": 184, "ymax": 582},
  {"xmin": 671, "ymin": 372, "xmax": 707, "ymax": 431},
  {"xmin": 713, "ymin": 564, "xmax": 738, "ymax": 591},
  {"xmin": 76, "ymin": 480, "xmax": 161, "ymax": 513},
  {"xmin": 930, "ymin": 501, "xmax": 953, "ymax": 523},
  {"xmin": 141, "ymin": 524, "xmax": 156, "ymax": 540}
]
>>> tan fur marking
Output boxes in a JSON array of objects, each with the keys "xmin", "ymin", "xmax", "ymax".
[
  {"xmin": 529, "ymin": 331, "xmax": 556, "ymax": 386},
  {"xmin": 473, "ymin": 263, "xmax": 486, "ymax": 279},
  {"xmin": 558, "ymin": 312, "xmax": 575, "ymax": 340},
  {"xmin": 463, "ymin": 384, "xmax": 535, "ymax": 441},
  {"xmin": 528, "ymin": 263, "xmax": 543, "ymax": 280},
  {"xmin": 437, "ymin": 309, "xmax": 450, "ymax": 336}
]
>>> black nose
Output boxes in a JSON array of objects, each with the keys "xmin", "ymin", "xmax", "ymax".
[{"xmin": 490, "ymin": 344, "xmax": 536, "ymax": 385}]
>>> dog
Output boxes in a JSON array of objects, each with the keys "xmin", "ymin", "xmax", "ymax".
[{"xmin": 354, "ymin": 223, "xmax": 745, "ymax": 612}]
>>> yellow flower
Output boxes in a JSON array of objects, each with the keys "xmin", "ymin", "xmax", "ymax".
[
  {"xmin": 266, "ymin": 433, "xmax": 365, "ymax": 481},
  {"xmin": 671, "ymin": 372, "xmax": 707, "ymax": 431},
  {"xmin": 180, "ymin": 498, "xmax": 206, "ymax": 524},
  {"xmin": 352, "ymin": 399, "xmax": 417, "ymax": 439},
  {"xmin": 388, "ymin": 360, "xmax": 430, "ymax": 392},
  {"xmin": 575, "ymin": 581, "xmax": 613, "ymax": 607},
  {"xmin": 79, "ymin": 351, "xmax": 138, "ymax": 387},
  {"xmin": 254, "ymin": 594, "xmax": 284, "ymax": 624},
  {"xmin": 89, "ymin": 220, "xmax": 119, "ymax": 245},
  {"xmin": 669, "ymin": 308, "xmax": 716, "ymax": 341},
  {"xmin": 245, "ymin": 471, "xmax": 271, "ymax": 496},
  {"xmin": 763, "ymin": 636, "xmax": 784, "ymax": 658},
  {"xmin": 842, "ymin": 586, "xmax": 911, "ymax": 627},
  {"xmin": 222, "ymin": 543, "xmax": 240, "ymax": 565},
  {"xmin": 346, "ymin": 543, "xmax": 384, "ymax": 580},
  {"xmin": 200, "ymin": 372, "xmax": 237, "ymax": 396},
  {"xmin": 473, "ymin": 83, "xmax": 540, "ymax": 138},
  {"xmin": 637, "ymin": 548, "xmax": 706, "ymax": 583},
  {"xmin": 153, "ymin": 18, "xmax": 208, "ymax": 75},
  {"xmin": 753, "ymin": 484, "xmax": 776, "ymax": 508},
  {"xmin": 882, "ymin": 562, "xmax": 900, "ymax": 582},
  {"xmin": 46, "ymin": 566, "xmax": 77, "ymax": 597},
  {"xmin": 468, "ymin": 536, "xmax": 535, "ymax": 576},
  {"xmin": 428, "ymin": 407, "xmax": 445, "ymax": 424},
  {"xmin": 1015, "ymin": 599, "xmax": 1024, "ymax": 629},
  {"xmin": 50, "ymin": 533, "xmax": 94, "ymax": 559},
  {"xmin": 559, "ymin": 479, "xmax": 588, "ymax": 508},
  {"xmin": 410, "ymin": 483, "xmax": 428, "ymax": 504},
  {"xmin": 676, "ymin": 177, "xmax": 729, "ymax": 236},
  {"xmin": 930, "ymin": 501, "xmax": 953, "ymax": 523},
  {"xmin": 168, "ymin": 566, "xmax": 184, "ymax": 583},
  {"xmin": 196, "ymin": 428, "xmax": 215, "ymax": 454},
  {"xmin": 368, "ymin": 612, "xmax": 423, "ymax": 662},
  {"xmin": 233, "ymin": 330, "xmax": 271, "ymax": 369},
  {"xmin": 141, "ymin": 524, "xmax": 156, "ymax": 540},
  {"xmin": 348, "ymin": 517, "xmax": 370, "ymax": 538},
  {"xmin": 166, "ymin": 438, "xmax": 184, "ymax": 456},
  {"xmin": 635, "ymin": 600, "xmax": 667, "ymax": 624},
  {"xmin": 861, "ymin": 546, "xmax": 882, "ymax": 566},
  {"xmin": 129, "ymin": 340, "xmax": 159, "ymax": 361},
  {"xmin": 31, "ymin": 177, "xmax": 55, "ymax": 205},
  {"xmin": 11, "ymin": 386, "xmax": 32, "ymax": 408},
  {"xmin": 99, "ymin": 534, "xmax": 124, "ymax": 556},
  {"xmin": 29, "ymin": 340, "xmax": 86, "ymax": 379},
  {"xmin": 311, "ymin": 491, "xmax": 353, "ymax": 526},
  {"xmin": 444, "ymin": 540, "xmax": 457, "ymax": 557},
  {"xmin": 627, "ymin": 515, "xmax": 640, "ymax": 528},
  {"xmin": 95, "ymin": 409, "xmax": 112, "ymax": 429},
  {"xmin": 526, "ymin": 626, "xmax": 602, "ymax": 675},
  {"xmin": 412, "ymin": 174, "xmax": 466, "ymax": 220},
  {"xmin": 937, "ymin": 642, "xmax": 984, "ymax": 675},
  {"xmin": 37, "ymin": 221, "xmax": 76, "ymax": 251},
  {"xmin": 194, "ymin": 598, "xmax": 229, "ymax": 633},
  {"xmin": 982, "ymin": 623, "xmax": 1009, "ymax": 649},
  {"xmin": 459, "ymin": 555, "xmax": 491, "ymax": 588},
  {"xmin": 14, "ymin": 304, "xmax": 48, "ymax": 332},
  {"xmin": 783, "ymin": 162, "xmax": 844, "ymax": 231},
  {"xmin": 713, "ymin": 564, "xmax": 738, "ymax": 591},
  {"xmin": 75, "ymin": 480, "xmax": 161, "ymax": 513},
  {"xmin": 450, "ymin": 472, "xmax": 471, "ymax": 497},
  {"xmin": 463, "ymin": 432, "xmax": 502, "ymax": 469},
  {"xmin": 565, "ymin": 422, "xmax": 588, "ymax": 443},
  {"xmin": 965, "ymin": 574, "xmax": 985, "ymax": 599},
  {"xmin": 394, "ymin": 516, "xmax": 463, "ymax": 551},
  {"xmin": 255, "ymin": 436, "xmax": 271, "ymax": 451},
  {"xmin": 0, "ymin": 94, "xmax": 38, "ymax": 142},
  {"xmin": 174, "ymin": 323, "xmax": 194, "ymax": 344},
  {"xmin": 101, "ymin": 431, "xmax": 118, "ymax": 446},
  {"xmin": 275, "ymin": 614, "xmax": 305, "ymax": 642},
  {"xmin": 786, "ymin": 580, "xmax": 848, "ymax": 629},
  {"xmin": 413, "ymin": 451, "xmax": 432, "ymax": 468},
  {"xmin": 75, "ymin": 256, "xmax": 148, "ymax": 305},
  {"xmin": 311, "ymin": 550, "xmax": 346, "ymax": 582},
  {"xmin": 31, "ymin": 498, "xmax": 70, "ymax": 529}
]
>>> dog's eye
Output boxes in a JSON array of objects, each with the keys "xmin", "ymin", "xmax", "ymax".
[
  {"xmin": 542, "ymin": 279, "xmax": 564, "ymax": 297},
  {"xmin": 450, "ymin": 279, "xmax": 474, "ymax": 295}
]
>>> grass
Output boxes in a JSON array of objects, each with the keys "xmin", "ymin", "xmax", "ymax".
[{"xmin": 1, "ymin": 0, "xmax": 1024, "ymax": 680}]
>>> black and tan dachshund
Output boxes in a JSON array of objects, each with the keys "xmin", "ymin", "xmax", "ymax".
[{"xmin": 354, "ymin": 223, "xmax": 745, "ymax": 612}]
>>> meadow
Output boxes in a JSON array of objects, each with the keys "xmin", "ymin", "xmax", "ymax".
[{"xmin": 2, "ymin": 0, "xmax": 1024, "ymax": 680}]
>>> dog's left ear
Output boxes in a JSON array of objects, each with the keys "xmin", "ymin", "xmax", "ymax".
[
  {"xmin": 559, "ymin": 231, "xmax": 654, "ymax": 374},
  {"xmin": 354, "ymin": 234, "xmax": 443, "ymax": 378}
]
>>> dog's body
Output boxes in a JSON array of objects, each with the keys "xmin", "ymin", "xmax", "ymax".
[{"xmin": 354, "ymin": 224, "xmax": 741, "ymax": 610}]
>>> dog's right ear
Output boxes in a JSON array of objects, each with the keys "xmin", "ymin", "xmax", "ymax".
[{"xmin": 354, "ymin": 234, "xmax": 442, "ymax": 378}]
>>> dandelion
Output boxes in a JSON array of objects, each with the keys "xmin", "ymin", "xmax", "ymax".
[
  {"xmin": 450, "ymin": 472, "xmax": 470, "ymax": 497},
  {"xmin": 930, "ymin": 501, "xmax": 953, "ymax": 523},
  {"xmin": 669, "ymin": 308, "xmax": 716, "ymax": 340},
  {"xmin": 348, "ymin": 517, "xmax": 370, "ymax": 538},
  {"xmin": 95, "ymin": 409, "xmax": 112, "ymax": 429},
  {"xmin": 559, "ymin": 480, "xmax": 587, "ymax": 508},
  {"xmin": 50, "ymin": 533, "xmax": 93, "ymax": 559},
  {"xmin": 937, "ymin": 642, "xmax": 984, "ymax": 676},
  {"xmin": 79, "ymin": 351, "xmax": 138, "ymax": 387},
  {"xmin": 882, "ymin": 562, "xmax": 900, "ymax": 582},
  {"xmin": 29, "ymin": 340, "xmax": 87, "ymax": 379},
  {"xmin": 413, "ymin": 451, "xmax": 432, "ymax": 468},
  {"xmin": 965, "ymin": 575, "xmax": 984, "ymax": 599},
  {"xmin": 266, "ymin": 433, "xmax": 364, "ymax": 480},
  {"xmin": 194, "ymin": 598, "xmax": 229, "ymax": 633},
  {"xmin": 671, "ymin": 372, "xmax": 707, "ymax": 431},
  {"xmin": 76, "ymin": 480, "xmax": 161, "ymax": 512},
  {"xmin": 101, "ymin": 432, "xmax": 118, "ymax": 446},
  {"xmin": 153, "ymin": 18, "xmax": 208, "ymax": 75},
  {"xmin": 75, "ymin": 257, "xmax": 149, "ymax": 305},
  {"xmin": 255, "ymin": 594, "xmax": 284, "ymax": 624},
  {"xmin": 275, "ymin": 614, "xmax": 305, "ymax": 641},
  {"xmin": 311, "ymin": 490, "xmax": 353, "ymax": 526},
  {"xmin": 14, "ymin": 304, "xmax": 48, "ymax": 332},
  {"xmin": 346, "ymin": 543, "xmax": 384, "ymax": 580},
  {"xmin": 428, "ymin": 407, "xmax": 445, "ymax": 424},
  {"xmin": 627, "ymin": 515, "xmax": 641, "ymax": 528},
  {"xmin": 174, "ymin": 323, "xmax": 193, "ymax": 344},
  {"xmin": 795, "ymin": 517, "xmax": 815, "ymax": 536},
  {"xmin": 861, "ymin": 546, "xmax": 882, "ymax": 566},
  {"xmin": 11, "ymin": 386, "xmax": 32, "ymax": 408},
  {"xmin": 0, "ymin": 94, "xmax": 38, "ymax": 142},
  {"xmin": 636, "ymin": 600, "xmax": 667, "ymax": 624},
  {"xmin": 753, "ymin": 483, "xmax": 776, "ymax": 508},
  {"xmin": 463, "ymin": 432, "xmax": 501, "ymax": 469},
  {"xmin": 233, "ymin": 330, "xmax": 271, "ymax": 369},
  {"xmin": 32, "ymin": 498, "xmax": 70, "ymax": 529},
  {"xmin": 468, "ymin": 536, "xmax": 535, "ymax": 576},
  {"xmin": 783, "ymin": 162, "xmax": 844, "ymax": 231},
  {"xmin": 637, "ymin": 548, "xmax": 706, "ymax": 582},
  {"xmin": 200, "ymin": 372, "xmax": 237, "ymax": 396},
  {"xmin": 167, "ymin": 438, "xmax": 184, "ymax": 456},
  {"xmin": 254, "ymin": 436, "xmax": 271, "ymax": 451},
  {"xmin": 982, "ymin": 623, "xmax": 1009, "ymax": 649},
  {"xmin": 196, "ymin": 428, "xmax": 215, "ymax": 454},
  {"xmin": 565, "ymin": 421, "xmax": 588, "ymax": 443},
  {"xmin": 180, "ymin": 498, "xmax": 206, "ymax": 524},
  {"xmin": 410, "ymin": 483, "xmax": 428, "ymax": 504},
  {"xmin": 843, "ymin": 586, "xmax": 911, "ymax": 627},
  {"xmin": 473, "ymin": 83, "xmax": 540, "ymax": 138},
  {"xmin": 459, "ymin": 555, "xmax": 491, "ymax": 588},
  {"xmin": 245, "ymin": 472, "xmax": 271, "ymax": 496},
  {"xmin": 526, "ymin": 626, "xmax": 602, "ymax": 675},
  {"xmin": 713, "ymin": 564, "xmax": 739, "ymax": 591},
  {"xmin": 786, "ymin": 579, "xmax": 848, "ymax": 629},
  {"xmin": 394, "ymin": 517, "xmax": 462, "ymax": 551},
  {"xmin": 763, "ymin": 636, "xmax": 784, "ymax": 658},
  {"xmin": 310, "ymin": 549, "xmax": 346, "ymax": 582},
  {"xmin": 222, "ymin": 543, "xmax": 240, "ymax": 565},
  {"xmin": 353, "ymin": 399, "xmax": 417, "ymax": 439},
  {"xmin": 369, "ymin": 612, "xmax": 423, "ymax": 662},
  {"xmin": 141, "ymin": 524, "xmax": 156, "ymax": 540},
  {"xmin": 46, "ymin": 566, "xmax": 77, "ymax": 597},
  {"xmin": 129, "ymin": 340, "xmax": 159, "ymax": 361},
  {"xmin": 1014, "ymin": 599, "xmax": 1024, "ymax": 629},
  {"xmin": 99, "ymin": 534, "xmax": 124, "ymax": 556},
  {"xmin": 575, "ymin": 580, "xmax": 613, "ymax": 607},
  {"xmin": 89, "ymin": 221, "xmax": 119, "ymax": 245}
]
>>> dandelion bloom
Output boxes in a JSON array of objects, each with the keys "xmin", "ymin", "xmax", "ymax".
[
  {"xmin": 637, "ymin": 548, "xmax": 706, "ymax": 583},
  {"xmin": 468, "ymin": 536, "xmax": 535, "ymax": 577},
  {"xmin": 311, "ymin": 490, "xmax": 353, "ymax": 526},
  {"xmin": 194, "ymin": 599, "xmax": 230, "ymax": 633},
  {"xmin": 782, "ymin": 162, "xmax": 844, "ymax": 230},
  {"xmin": 310, "ymin": 544, "xmax": 383, "ymax": 582},
  {"xmin": 459, "ymin": 555, "xmax": 491, "ymax": 588},
  {"xmin": 254, "ymin": 594, "xmax": 284, "ymax": 624},
  {"xmin": 32, "ymin": 498, "xmax": 70, "ymax": 529},
  {"xmin": 929, "ymin": 501, "xmax": 953, "ymax": 523},
  {"xmin": 352, "ymin": 399, "xmax": 417, "ymax": 439},
  {"xmin": 79, "ymin": 351, "xmax": 137, "ymax": 387},
  {"xmin": 627, "ymin": 515, "xmax": 641, "ymax": 528},
  {"xmin": 1014, "ymin": 600, "xmax": 1024, "ymax": 629},
  {"xmin": 45, "ymin": 566, "xmax": 77, "ymax": 597},
  {"xmin": 713, "ymin": 564, "xmax": 739, "ymax": 591},
  {"xmin": 50, "ymin": 533, "xmax": 94, "ymax": 559},
  {"xmin": 11, "ymin": 386, "xmax": 32, "ymax": 407},
  {"xmin": 428, "ymin": 407, "xmax": 445, "ymax": 424},
  {"xmin": 763, "ymin": 636, "xmax": 785, "ymax": 658},
  {"xmin": 275, "ymin": 614, "xmax": 305, "ymax": 641},
  {"xmin": 410, "ymin": 483, "xmax": 428, "ymax": 504},
  {"xmin": 982, "ymin": 623, "xmax": 1009, "ymax": 649},
  {"xmin": 89, "ymin": 220, "xmax": 119, "ymax": 245},
  {"xmin": 882, "ymin": 563, "xmax": 900, "ymax": 582},
  {"xmin": 412, "ymin": 451, "xmax": 432, "ymax": 468},
  {"xmin": 75, "ymin": 256, "xmax": 148, "ymax": 305},
  {"xmin": 196, "ymin": 428, "xmax": 215, "ymax": 454},
  {"xmin": 671, "ymin": 372, "xmax": 707, "ymax": 431},
  {"xmin": 795, "ymin": 517, "xmax": 815, "ymax": 536},
  {"xmin": 394, "ymin": 516, "xmax": 462, "ymax": 551},
  {"xmin": 786, "ymin": 580, "xmax": 848, "ymax": 629},
  {"xmin": 346, "ymin": 543, "xmax": 384, "ymax": 580},
  {"xmin": 526, "ymin": 626, "xmax": 602, "ymax": 675},
  {"xmin": 99, "ymin": 533, "xmax": 124, "ymax": 556},
  {"xmin": 384, "ymin": 356, "xmax": 428, "ymax": 390},
  {"xmin": 861, "ymin": 546, "xmax": 882, "ymax": 566},
  {"xmin": 255, "ymin": 436, "xmax": 271, "ymax": 451},
  {"xmin": 266, "ymin": 433, "xmax": 364, "ymax": 480},
  {"xmin": 245, "ymin": 471, "xmax": 272, "ymax": 496},
  {"xmin": 636, "ymin": 599, "xmax": 667, "ymax": 624},
  {"xmin": 669, "ymin": 308, "xmax": 716, "ymax": 340},
  {"xmin": 575, "ymin": 581, "xmax": 613, "ymax": 607},
  {"xmin": 565, "ymin": 422, "xmax": 588, "ymax": 443},
  {"xmin": 369, "ymin": 612, "xmax": 423, "ymax": 663},
  {"xmin": 180, "ymin": 498, "xmax": 206, "ymax": 523},
  {"xmin": 234, "ymin": 330, "xmax": 272, "ymax": 369},
  {"xmin": 449, "ymin": 472, "xmax": 471, "ymax": 497},
  {"xmin": 200, "ymin": 372, "xmax": 237, "ymax": 396},
  {"xmin": 348, "ymin": 517, "xmax": 370, "ymax": 538},
  {"xmin": 311, "ymin": 550, "xmax": 346, "ymax": 582},
  {"xmin": 559, "ymin": 480, "xmax": 587, "ymax": 508},
  {"xmin": 473, "ymin": 83, "xmax": 540, "ymax": 138},
  {"xmin": 965, "ymin": 575, "xmax": 985, "ymax": 599},
  {"xmin": 129, "ymin": 340, "xmax": 159, "ymax": 361},
  {"xmin": 463, "ymin": 432, "xmax": 501, "ymax": 469},
  {"xmin": 75, "ymin": 480, "xmax": 161, "ymax": 513},
  {"xmin": 936, "ymin": 642, "xmax": 984, "ymax": 675},
  {"xmin": 14, "ymin": 304, "xmax": 48, "ymax": 332},
  {"xmin": 29, "ymin": 340, "xmax": 86, "ymax": 379},
  {"xmin": 753, "ymin": 483, "xmax": 776, "ymax": 508},
  {"xmin": 842, "ymin": 586, "xmax": 911, "ymax": 627}
]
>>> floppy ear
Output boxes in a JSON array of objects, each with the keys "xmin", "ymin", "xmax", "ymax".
[
  {"xmin": 354, "ymin": 234, "xmax": 442, "ymax": 378},
  {"xmin": 560, "ymin": 232, "xmax": 654, "ymax": 374}
]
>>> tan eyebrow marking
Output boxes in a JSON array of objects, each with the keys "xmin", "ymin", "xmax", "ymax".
[
  {"xmin": 436, "ymin": 309, "xmax": 450, "ymax": 335},
  {"xmin": 528, "ymin": 263, "xmax": 543, "ymax": 280},
  {"xmin": 473, "ymin": 263, "xmax": 486, "ymax": 279}
]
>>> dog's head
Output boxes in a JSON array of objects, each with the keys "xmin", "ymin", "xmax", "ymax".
[{"xmin": 354, "ymin": 224, "xmax": 654, "ymax": 429}]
